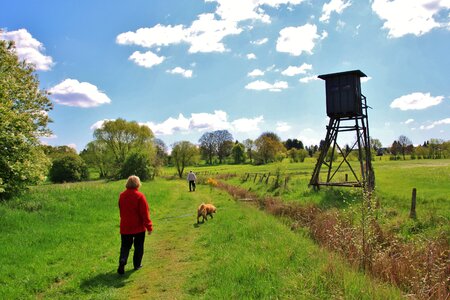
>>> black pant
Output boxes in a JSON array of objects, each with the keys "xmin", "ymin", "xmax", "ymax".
[
  {"xmin": 119, "ymin": 231, "xmax": 145, "ymax": 268},
  {"xmin": 189, "ymin": 180, "xmax": 196, "ymax": 191}
]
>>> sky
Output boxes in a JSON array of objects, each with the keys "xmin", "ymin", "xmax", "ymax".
[{"xmin": 1, "ymin": 0, "xmax": 449, "ymax": 152}]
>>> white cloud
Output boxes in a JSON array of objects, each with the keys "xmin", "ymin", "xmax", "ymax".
[
  {"xmin": 297, "ymin": 128, "xmax": 321, "ymax": 146},
  {"xmin": 245, "ymin": 80, "xmax": 288, "ymax": 92},
  {"xmin": 248, "ymin": 69, "xmax": 265, "ymax": 77},
  {"xmin": 299, "ymin": 75, "xmax": 320, "ymax": 83},
  {"xmin": 116, "ymin": 24, "xmax": 186, "ymax": 48},
  {"xmin": 49, "ymin": 79, "xmax": 111, "ymax": 108},
  {"xmin": 129, "ymin": 50, "xmax": 165, "ymax": 68},
  {"xmin": 138, "ymin": 111, "xmax": 264, "ymax": 135},
  {"xmin": 390, "ymin": 92, "xmax": 444, "ymax": 110},
  {"xmin": 276, "ymin": 24, "xmax": 323, "ymax": 56},
  {"xmin": 276, "ymin": 121, "xmax": 291, "ymax": 132},
  {"xmin": 232, "ymin": 116, "xmax": 264, "ymax": 132},
  {"xmin": 90, "ymin": 119, "xmax": 115, "ymax": 130},
  {"xmin": 281, "ymin": 63, "xmax": 312, "ymax": 76},
  {"xmin": 206, "ymin": 0, "xmax": 305, "ymax": 24},
  {"xmin": 361, "ymin": 76, "xmax": 372, "ymax": 83},
  {"xmin": 404, "ymin": 118, "xmax": 415, "ymax": 124},
  {"xmin": 419, "ymin": 118, "xmax": 450, "ymax": 130},
  {"xmin": 0, "ymin": 28, "xmax": 54, "ymax": 71},
  {"xmin": 371, "ymin": 0, "xmax": 450, "ymax": 38},
  {"xmin": 251, "ymin": 38, "xmax": 269, "ymax": 45},
  {"xmin": 320, "ymin": 0, "xmax": 352, "ymax": 23},
  {"xmin": 167, "ymin": 67, "xmax": 193, "ymax": 78},
  {"xmin": 247, "ymin": 53, "xmax": 257, "ymax": 59},
  {"xmin": 67, "ymin": 143, "xmax": 77, "ymax": 151}
]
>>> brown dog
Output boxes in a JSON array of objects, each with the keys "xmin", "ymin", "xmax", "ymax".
[{"xmin": 197, "ymin": 203, "xmax": 216, "ymax": 224}]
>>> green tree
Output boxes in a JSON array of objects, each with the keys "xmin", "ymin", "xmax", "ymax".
[
  {"xmin": 199, "ymin": 132, "xmax": 216, "ymax": 165},
  {"xmin": 48, "ymin": 154, "xmax": 89, "ymax": 183},
  {"xmin": 120, "ymin": 151, "xmax": 154, "ymax": 181},
  {"xmin": 80, "ymin": 140, "xmax": 114, "ymax": 178},
  {"xmin": 398, "ymin": 135, "xmax": 413, "ymax": 160},
  {"xmin": 171, "ymin": 141, "xmax": 199, "ymax": 178},
  {"xmin": 254, "ymin": 132, "xmax": 285, "ymax": 164},
  {"xmin": 92, "ymin": 119, "xmax": 155, "ymax": 178},
  {"xmin": 231, "ymin": 142, "xmax": 245, "ymax": 164},
  {"xmin": 0, "ymin": 39, "xmax": 53, "ymax": 199},
  {"xmin": 242, "ymin": 138, "xmax": 255, "ymax": 163}
]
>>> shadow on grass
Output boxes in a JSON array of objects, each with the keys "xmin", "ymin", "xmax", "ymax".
[{"xmin": 80, "ymin": 269, "xmax": 132, "ymax": 291}]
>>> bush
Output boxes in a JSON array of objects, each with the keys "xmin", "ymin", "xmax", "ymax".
[
  {"xmin": 49, "ymin": 155, "xmax": 89, "ymax": 183},
  {"xmin": 120, "ymin": 152, "xmax": 154, "ymax": 181}
]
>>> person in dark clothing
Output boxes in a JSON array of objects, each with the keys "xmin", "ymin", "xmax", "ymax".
[{"xmin": 117, "ymin": 175, "xmax": 153, "ymax": 275}]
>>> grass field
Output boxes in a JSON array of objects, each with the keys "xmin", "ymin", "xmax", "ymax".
[{"xmin": 0, "ymin": 178, "xmax": 405, "ymax": 299}]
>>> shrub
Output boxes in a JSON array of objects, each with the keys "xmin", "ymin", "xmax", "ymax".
[
  {"xmin": 120, "ymin": 152, "xmax": 154, "ymax": 181},
  {"xmin": 49, "ymin": 154, "xmax": 89, "ymax": 183}
]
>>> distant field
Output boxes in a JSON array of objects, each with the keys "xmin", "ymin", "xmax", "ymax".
[{"xmin": 0, "ymin": 179, "xmax": 403, "ymax": 299}]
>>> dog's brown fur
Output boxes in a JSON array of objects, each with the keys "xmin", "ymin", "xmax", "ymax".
[{"xmin": 197, "ymin": 203, "xmax": 216, "ymax": 224}]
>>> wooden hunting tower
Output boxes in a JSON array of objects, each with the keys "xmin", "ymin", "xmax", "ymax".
[{"xmin": 310, "ymin": 70, "xmax": 375, "ymax": 192}]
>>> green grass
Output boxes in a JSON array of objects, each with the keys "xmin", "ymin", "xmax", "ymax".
[{"xmin": 0, "ymin": 179, "xmax": 403, "ymax": 299}]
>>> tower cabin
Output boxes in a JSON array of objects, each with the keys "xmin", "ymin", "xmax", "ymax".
[{"xmin": 318, "ymin": 70, "xmax": 367, "ymax": 119}]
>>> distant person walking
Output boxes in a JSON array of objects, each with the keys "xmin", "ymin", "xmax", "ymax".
[
  {"xmin": 117, "ymin": 175, "xmax": 153, "ymax": 275},
  {"xmin": 187, "ymin": 170, "xmax": 197, "ymax": 192}
]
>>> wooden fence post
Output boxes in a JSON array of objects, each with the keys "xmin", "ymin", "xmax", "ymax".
[{"xmin": 409, "ymin": 188, "xmax": 417, "ymax": 219}]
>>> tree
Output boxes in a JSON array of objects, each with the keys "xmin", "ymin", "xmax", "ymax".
[
  {"xmin": 80, "ymin": 140, "xmax": 114, "ymax": 178},
  {"xmin": 242, "ymin": 138, "xmax": 255, "ymax": 163},
  {"xmin": 254, "ymin": 132, "xmax": 285, "ymax": 164},
  {"xmin": 214, "ymin": 130, "xmax": 234, "ymax": 163},
  {"xmin": 284, "ymin": 138, "xmax": 304, "ymax": 150},
  {"xmin": 370, "ymin": 138, "xmax": 382, "ymax": 151},
  {"xmin": 92, "ymin": 119, "xmax": 155, "ymax": 178},
  {"xmin": 199, "ymin": 132, "xmax": 216, "ymax": 165},
  {"xmin": 171, "ymin": 141, "xmax": 199, "ymax": 178},
  {"xmin": 120, "ymin": 151, "xmax": 153, "ymax": 181},
  {"xmin": 0, "ymin": 39, "xmax": 53, "ymax": 199},
  {"xmin": 48, "ymin": 154, "xmax": 89, "ymax": 183},
  {"xmin": 154, "ymin": 138, "xmax": 168, "ymax": 168},
  {"xmin": 231, "ymin": 142, "xmax": 245, "ymax": 164},
  {"xmin": 398, "ymin": 135, "xmax": 413, "ymax": 160}
]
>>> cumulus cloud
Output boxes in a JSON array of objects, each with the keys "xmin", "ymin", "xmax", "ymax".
[
  {"xmin": 299, "ymin": 75, "xmax": 320, "ymax": 83},
  {"xmin": 49, "ymin": 79, "xmax": 112, "ymax": 108},
  {"xmin": 134, "ymin": 111, "xmax": 264, "ymax": 135},
  {"xmin": 281, "ymin": 63, "xmax": 312, "ymax": 76},
  {"xmin": 297, "ymin": 128, "xmax": 321, "ymax": 146},
  {"xmin": 420, "ymin": 118, "xmax": 450, "ymax": 130},
  {"xmin": 390, "ymin": 92, "xmax": 444, "ymax": 110},
  {"xmin": 248, "ymin": 69, "xmax": 265, "ymax": 77},
  {"xmin": 276, "ymin": 121, "xmax": 291, "ymax": 132},
  {"xmin": 129, "ymin": 50, "xmax": 165, "ymax": 68},
  {"xmin": 251, "ymin": 38, "xmax": 269, "ymax": 45},
  {"xmin": 167, "ymin": 67, "xmax": 193, "ymax": 78},
  {"xmin": 320, "ymin": 0, "xmax": 352, "ymax": 23},
  {"xmin": 404, "ymin": 118, "xmax": 415, "ymax": 125},
  {"xmin": 361, "ymin": 76, "xmax": 372, "ymax": 83},
  {"xmin": 0, "ymin": 28, "xmax": 54, "ymax": 71},
  {"xmin": 245, "ymin": 80, "xmax": 288, "ymax": 92},
  {"xmin": 371, "ymin": 0, "xmax": 450, "ymax": 38},
  {"xmin": 232, "ymin": 116, "xmax": 264, "ymax": 132},
  {"xmin": 247, "ymin": 53, "xmax": 257, "ymax": 59},
  {"xmin": 276, "ymin": 24, "xmax": 325, "ymax": 56}
]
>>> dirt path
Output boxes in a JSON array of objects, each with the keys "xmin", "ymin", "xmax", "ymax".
[{"xmin": 117, "ymin": 180, "xmax": 211, "ymax": 299}]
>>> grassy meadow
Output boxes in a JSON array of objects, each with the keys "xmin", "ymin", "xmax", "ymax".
[
  {"xmin": 0, "ymin": 178, "xmax": 405, "ymax": 299},
  {"xmin": 0, "ymin": 158, "xmax": 448, "ymax": 299}
]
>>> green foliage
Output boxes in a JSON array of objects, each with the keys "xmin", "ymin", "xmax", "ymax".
[
  {"xmin": 89, "ymin": 118, "xmax": 156, "ymax": 178},
  {"xmin": 0, "ymin": 40, "xmax": 53, "ymax": 200},
  {"xmin": 288, "ymin": 148, "xmax": 308, "ymax": 162},
  {"xmin": 231, "ymin": 142, "xmax": 245, "ymax": 164},
  {"xmin": 120, "ymin": 151, "xmax": 154, "ymax": 181},
  {"xmin": 48, "ymin": 154, "xmax": 89, "ymax": 183},
  {"xmin": 171, "ymin": 141, "xmax": 199, "ymax": 178},
  {"xmin": 254, "ymin": 132, "xmax": 286, "ymax": 164}
]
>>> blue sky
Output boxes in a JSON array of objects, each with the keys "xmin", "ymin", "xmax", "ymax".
[{"xmin": 1, "ymin": 0, "xmax": 449, "ymax": 152}]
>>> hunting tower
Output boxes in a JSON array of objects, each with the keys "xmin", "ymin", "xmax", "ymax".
[{"xmin": 310, "ymin": 70, "xmax": 375, "ymax": 192}]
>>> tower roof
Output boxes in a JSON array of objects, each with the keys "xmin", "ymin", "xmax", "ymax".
[{"xmin": 318, "ymin": 70, "xmax": 367, "ymax": 80}]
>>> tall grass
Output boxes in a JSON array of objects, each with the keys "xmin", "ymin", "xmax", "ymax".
[{"xmin": 213, "ymin": 180, "xmax": 449, "ymax": 299}]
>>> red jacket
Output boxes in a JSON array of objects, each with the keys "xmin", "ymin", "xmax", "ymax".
[{"xmin": 118, "ymin": 188, "xmax": 153, "ymax": 234}]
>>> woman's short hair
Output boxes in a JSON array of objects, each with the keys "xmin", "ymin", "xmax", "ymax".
[{"xmin": 126, "ymin": 175, "xmax": 141, "ymax": 189}]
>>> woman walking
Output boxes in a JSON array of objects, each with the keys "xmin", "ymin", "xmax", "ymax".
[{"xmin": 117, "ymin": 175, "xmax": 153, "ymax": 275}]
